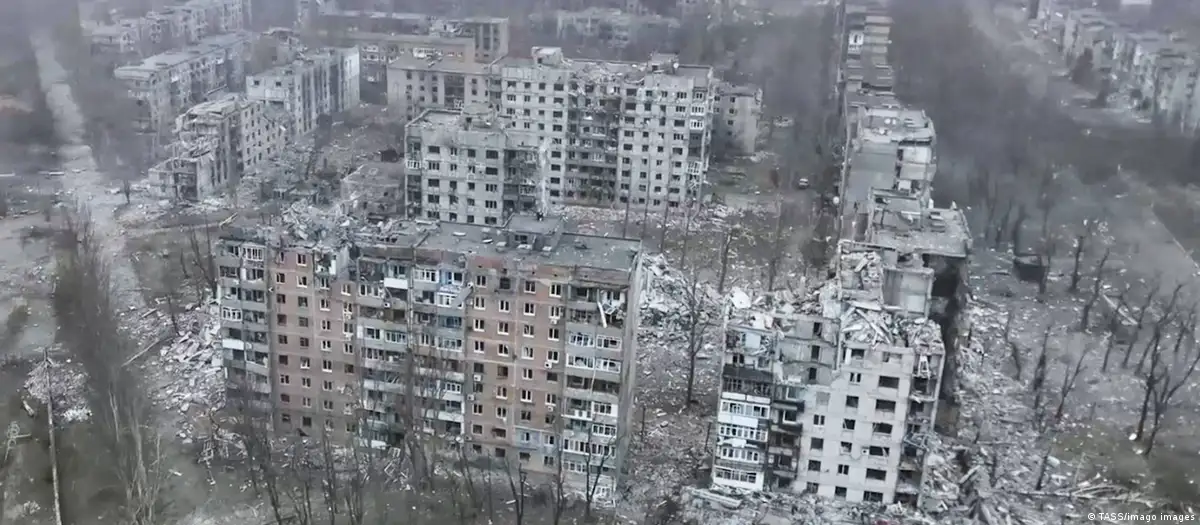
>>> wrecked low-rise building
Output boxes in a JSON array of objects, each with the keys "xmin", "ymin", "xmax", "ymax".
[
  {"xmin": 714, "ymin": 240, "xmax": 947, "ymax": 505},
  {"xmin": 148, "ymin": 93, "xmax": 288, "ymax": 201},
  {"xmin": 403, "ymin": 107, "xmax": 552, "ymax": 225},
  {"xmin": 217, "ymin": 209, "xmax": 642, "ymax": 502},
  {"xmin": 341, "ymin": 159, "xmax": 406, "ymax": 220}
]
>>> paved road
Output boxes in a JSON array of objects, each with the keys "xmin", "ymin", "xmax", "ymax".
[{"xmin": 30, "ymin": 28, "xmax": 146, "ymax": 313}]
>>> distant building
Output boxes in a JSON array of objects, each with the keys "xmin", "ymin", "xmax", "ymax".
[
  {"xmin": 311, "ymin": 8, "xmax": 507, "ymax": 102},
  {"xmin": 246, "ymin": 47, "xmax": 362, "ymax": 141},
  {"xmin": 147, "ymin": 93, "xmax": 287, "ymax": 201},
  {"xmin": 388, "ymin": 47, "xmax": 716, "ymax": 211},
  {"xmin": 86, "ymin": 0, "xmax": 248, "ymax": 62},
  {"xmin": 114, "ymin": 31, "xmax": 257, "ymax": 157}
]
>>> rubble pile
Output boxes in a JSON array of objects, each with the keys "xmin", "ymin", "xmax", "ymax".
[
  {"xmin": 24, "ymin": 352, "xmax": 91, "ymax": 422},
  {"xmin": 626, "ymin": 253, "xmax": 724, "ymax": 507},
  {"xmin": 126, "ymin": 303, "xmax": 225, "ymax": 438},
  {"xmin": 910, "ymin": 294, "xmax": 1164, "ymax": 524}
]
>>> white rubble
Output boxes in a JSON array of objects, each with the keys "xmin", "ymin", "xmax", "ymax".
[{"xmin": 24, "ymin": 353, "xmax": 90, "ymax": 423}]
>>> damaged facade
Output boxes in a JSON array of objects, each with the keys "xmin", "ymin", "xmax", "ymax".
[
  {"xmin": 148, "ymin": 93, "xmax": 288, "ymax": 200},
  {"xmin": 246, "ymin": 46, "xmax": 362, "ymax": 142},
  {"xmin": 114, "ymin": 31, "xmax": 257, "ymax": 157},
  {"xmin": 707, "ymin": 0, "xmax": 972, "ymax": 507},
  {"xmin": 85, "ymin": 0, "xmax": 248, "ymax": 65},
  {"xmin": 712, "ymin": 82, "xmax": 762, "ymax": 157},
  {"xmin": 403, "ymin": 107, "xmax": 552, "ymax": 225},
  {"xmin": 216, "ymin": 210, "xmax": 642, "ymax": 501},
  {"xmin": 387, "ymin": 46, "xmax": 716, "ymax": 210},
  {"xmin": 714, "ymin": 241, "xmax": 946, "ymax": 504}
]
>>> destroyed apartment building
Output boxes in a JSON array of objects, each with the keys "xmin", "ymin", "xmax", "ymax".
[
  {"xmin": 714, "ymin": 241, "xmax": 947, "ymax": 505},
  {"xmin": 705, "ymin": 0, "xmax": 973, "ymax": 507},
  {"xmin": 216, "ymin": 207, "xmax": 642, "ymax": 501},
  {"xmin": 148, "ymin": 93, "xmax": 289, "ymax": 200},
  {"xmin": 387, "ymin": 46, "xmax": 717, "ymax": 211},
  {"xmin": 401, "ymin": 107, "xmax": 551, "ymax": 225}
]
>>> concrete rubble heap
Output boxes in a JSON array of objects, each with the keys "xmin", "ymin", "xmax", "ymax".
[{"xmin": 24, "ymin": 353, "xmax": 90, "ymax": 423}]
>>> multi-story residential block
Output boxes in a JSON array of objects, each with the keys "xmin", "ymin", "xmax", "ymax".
[
  {"xmin": 88, "ymin": 0, "xmax": 248, "ymax": 61},
  {"xmin": 246, "ymin": 47, "xmax": 362, "ymax": 141},
  {"xmin": 403, "ymin": 108, "xmax": 551, "ymax": 225},
  {"xmin": 310, "ymin": 8, "xmax": 505, "ymax": 102},
  {"xmin": 217, "ymin": 212, "xmax": 643, "ymax": 501},
  {"xmin": 114, "ymin": 31, "xmax": 257, "ymax": 157},
  {"xmin": 147, "ymin": 93, "xmax": 288, "ymax": 200},
  {"xmin": 501, "ymin": 47, "xmax": 713, "ymax": 208},
  {"xmin": 713, "ymin": 0, "xmax": 971, "ymax": 505},
  {"xmin": 550, "ymin": 8, "xmax": 681, "ymax": 49},
  {"xmin": 386, "ymin": 57, "xmax": 495, "ymax": 122},
  {"xmin": 712, "ymin": 83, "xmax": 762, "ymax": 157},
  {"xmin": 387, "ymin": 46, "xmax": 716, "ymax": 210},
  {"xmin": 715, "ymin": 240, "xmax": 947, "ymax": 502},
  {"xmin": 315, "ymin": 8, "xmax": 510, "ymax": 63}
]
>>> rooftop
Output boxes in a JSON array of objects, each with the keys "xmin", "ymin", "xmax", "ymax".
[
  {"xmin": 865, "ymin": 189, "xmax": 971, "ymax": 258},
  {"xmin": 225, "ymin": 206, "xmax": 641, "ymax": 273},
  {"xmin": 858, "ymin": 105, "xmax": 935, "ymax": 143},
  {"xmin": 387, "ymin": 55, "xmax": 493, "ymax": 74},
  {"xmin": 499, "ymin": 47, "xmax": 712, "ymax": 85},
  {"xmin": 115, "ymin": 32, "xmax": 252, "ymax": 75}
]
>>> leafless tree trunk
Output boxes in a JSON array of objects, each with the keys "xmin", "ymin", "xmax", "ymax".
[
  {"xmin": 1078, "ymin": 248, "xmax": 1111, "ymax": 331},
  {"xmin": 1145, "ymin": 315, "xmax": 1200, "ymax": 456},
  {"xmin": 1030, "ymin": 326, "xmax": 1052, "ymax": 423},
  {"xmin": 504, "ymin": 460, "xmax": 528, "ymax": 525},
  {"xmin": 717, "ymin": 228, "xmax": 735, "ymax": 295},
  {"xmin": 1068, "ymin": 220, "xmax": 1099, "ymax": 294},
  {"xmin": 1051, "ymin": 344, "xmax": 1090, "ymax": 426},
  {"xmin": 1123, "ymin": 277, "xmax": 1163, "ymax": 368},
  {"xmin": 51, "ymin": 204, "xmax": 166, "ymax": 525},
  {"xmin": 1135, "ymin": 327, "xmax": 1164, "ymax": 442},
  {"xmin": 1004, "ymin": 311, "xmax": 1024, "ymax": 380},
  {"xmin": 1135, "ymin": 284, "xmax": 1186, "ymax": 374}
]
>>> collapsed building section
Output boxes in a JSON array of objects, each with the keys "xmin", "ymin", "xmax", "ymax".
[
  {"xmin": 714, "ymin": 241, "xmax": 945, "ymax": 505},
  {"xmin": 148, "ymin": 93, "xmax": 288, "ymax": 200},
  {"xmin": 215, "ymin": 208, "xmax": 642, "ymax": 501}
]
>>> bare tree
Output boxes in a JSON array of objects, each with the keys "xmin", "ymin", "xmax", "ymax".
[
  {"xmin": 1051, "ymin": 342, "xmax": 1090, "ymax": 426},
  {"xmin": 1132, "ymin": 283, "xmax": 1185, "ymax": 373},
  {"xmin": 1030, "ymin": 325, "xmax": 1052, "ymax": 422},
  {"xmin": 682, "ymin": 249, "xmax": 706, "ymax": 406},
  {"xmin": 504, "ymin": 460, "xmax": 529, "ymax": 525},
  {"xmin": 51, "ymin": 205, "xmax": 166, "ymax": 524},
  {"xmin": 1123, "ymin": 277, "xmax": 1163, "ymax": 368},
  {"xmin": 1004, "ymin": 310, "xmax": 1024, "ymax": 380},
  {"xmin": 1143, "ymin": 311, "xmax": 1200, "ymax": 456},
  {"xmin": 1078, "ymin": 248, "xmax": 1111, "ymax": 331},
  {"xmin": 1068, "ymin": 219, "xmax": 1100, "ymax": 294}
]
